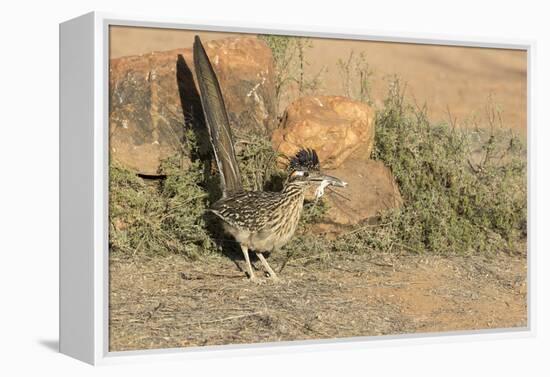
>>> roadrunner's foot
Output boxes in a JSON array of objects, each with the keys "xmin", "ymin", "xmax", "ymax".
[
  {"xmin": 256, "ymin": 252, "xmax": 280, "ymax": 282},
  {"xmin": 241, "ymin": 245, "xmax": 256, "ymax": 281}
]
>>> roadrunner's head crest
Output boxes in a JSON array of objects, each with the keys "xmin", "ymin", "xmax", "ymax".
[
  {"xmin": 286, "ymin": 148, "xmax": 347, "ymax": 188},
  {"xmin": 288, "ymin": 148, "xmax": 320, "ymax": 172}
]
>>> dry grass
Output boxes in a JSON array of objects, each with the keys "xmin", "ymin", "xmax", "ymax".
[
  {"xmin": 109, "ymin": 250, "xmax": 527, "ymax": 351},
  {"xmin": 258, "ymin": 34, "xmax": 326, "ymax": 114}
]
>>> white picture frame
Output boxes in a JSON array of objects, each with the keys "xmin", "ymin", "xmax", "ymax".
[{"xmin": 59, "ymin": 11, "xmax": 535, "ymax": 365}]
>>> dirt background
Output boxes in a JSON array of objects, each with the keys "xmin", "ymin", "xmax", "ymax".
[
  {"xmin": 110, "ymin": 26, "xmax": 527, "ymax": 136},
  {"xmin": 108, "ymin": 26, "xmax": 528, "ymax": 351}
]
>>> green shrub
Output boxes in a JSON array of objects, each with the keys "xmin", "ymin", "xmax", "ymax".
[
  {"xmin": 259, "ymin": 35, "xmax": 325, "ymax": 114},
  {"xmin": 337, "ymin": 50, "xmax": 374, "ymax": 105},
  {"xmin": 109, "ymin": 157, "xmax": 217, "ymax": 259},
  {"xmin": 233, "ymin": 130, "xmax": 282, "ymax": 191},
  {"xmin": 360, "ymin": 79, "xmax": 526, "ymax": 254}
]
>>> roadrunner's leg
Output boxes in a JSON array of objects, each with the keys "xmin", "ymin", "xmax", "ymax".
[
  {"xmin": 256, "ymin": 252, "xmax": 280, "ymax": 281},
  {"xmin": 241, "ymin": 245, "xmax": 256, "ymax": 280}
]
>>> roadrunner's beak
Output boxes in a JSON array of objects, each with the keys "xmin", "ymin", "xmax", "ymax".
[
  {"xmin": 320, "ymin": 174, "xmax": 347, "ymax": 187},
  {"xmin": 309, "ymin": 173, "xmax": 348, "ymax": 188},
  {"xmin": 308, "ymin": 172, "xmax": 348, "ymax": 200}
]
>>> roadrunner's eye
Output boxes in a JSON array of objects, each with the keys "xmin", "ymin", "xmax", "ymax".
[{"xmin": 303, "ymin": 171, "xmax": 309, "ymax": 177}]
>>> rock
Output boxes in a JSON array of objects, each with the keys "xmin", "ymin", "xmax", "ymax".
[
  {"xmin": 201, "ymin": 37, "xmax": 277, "ymax": 134},
  {"xmin": 109, "ymin": 37, "xmax": 277, "ymax": 174},
  {"xmin": 272, "ymin": 96, "xmax": 375, "ymax": 169},
  {"xmin": 309, "ymin": 158, "xmax": 403, "ymax": 235},
  {"xmin": 271, "ymin": 95, "xmax": 391, "ymax": 234}
]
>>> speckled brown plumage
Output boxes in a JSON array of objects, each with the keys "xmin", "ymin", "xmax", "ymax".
[{"xmin": 209, "ymin": 181, "xmax": 306, "ymax": 253}]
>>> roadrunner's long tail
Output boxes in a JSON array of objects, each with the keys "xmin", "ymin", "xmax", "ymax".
[{"xmin": 193, "ymin": 36, "xmax": 243, "ymax": 196}]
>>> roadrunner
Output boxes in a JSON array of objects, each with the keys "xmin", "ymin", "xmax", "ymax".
[{"xmin": 193, "ymin": 36, "xmax": 347, "ymax": 281}]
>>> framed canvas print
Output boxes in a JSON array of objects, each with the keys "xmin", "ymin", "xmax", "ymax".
[{"xmin": 59, "ymin": 12, "xmax": 533, "ymax": 365}]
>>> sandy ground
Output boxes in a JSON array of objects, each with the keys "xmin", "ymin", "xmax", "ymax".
[
  {"xmin": 110, "ymin": 251, "xmax": 527, "ymax": 351},
  {"xmin": 110, "ymin": 26, "xmax": 527, "ymax": 135}
]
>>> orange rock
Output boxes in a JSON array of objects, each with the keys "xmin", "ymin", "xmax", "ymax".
[
  {"xmin": 109, "ymin": 37, "xmax": 276, "ymax": 174},
  {"xmin": 201, "ymin": 37, "xmax": 277, "ymax": 133},
  {"xmin": 309, "ymin": 158, "xmax": 403, "ymax": 234},
  {"xmin": 272, "ymin": 96, "xmax": 375, "ymax": 169}
]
